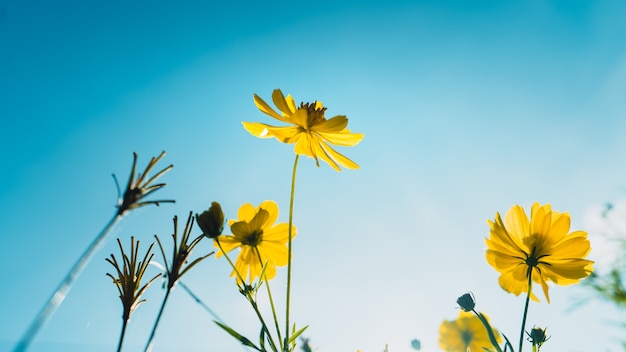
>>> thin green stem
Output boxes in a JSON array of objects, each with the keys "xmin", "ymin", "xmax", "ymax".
[
  {"xmin": 255, "ymin": 248, "xmax": 283, "ymax": 350},
  {"xmin": 178, "ymin": 281, "xmax": 225, "ymax": 324},
  {"xmin": 216, "ymin": 239, "xmax": 278, "ymax": 351},
  {"xmin": 15, "ymin": 213, "xmax": 123, "ymax": 352},
  {"xmin": 144, "ymin": 287, "xmax": 171, "ymax": 352},
  {"xmin": 248, "ymin": 294, "xmax": 279, "ymax": 352},
  {"xmin": 215, "ymin": 238, "xmax": 247, "ymax": 286},
  {"xmin": 285, "ymin": 154, "xmax": 299, "ymax": 351},
  {"xmin": 117, "ymin": 317, "xmax": 128, "ymax": 352},
  {"xmin": 472, "ymin": 309, "xmax": 503, "ymax": 352},
  {"xmin": 519, "ymin": 269, "xmax": 533, "ymax": 352}
]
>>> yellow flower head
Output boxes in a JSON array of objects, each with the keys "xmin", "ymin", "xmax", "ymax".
[
  {"xmin": 486, "ymin": 202, "xmax": 594, "ymax": 303},
  {"xmin": 243, "ymin": 89, "xmax": 364, "ymax": 171},
  {"xmin": 216, "ymin": 200, "xmax": 295, "ymax": 283},
  {"xmin": 439, "ymin": 311, "xmax": 501, "ymax": 352}
]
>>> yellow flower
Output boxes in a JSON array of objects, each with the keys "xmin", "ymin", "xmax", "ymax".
[
  {"xmin": 486, "ymin": 202, "xmax": 594, "ymax": 303},
  {"xmin": 243, "ymin": 89, "xmax": 364, "ymax": 171},
  {"xmin": 216, "ymin": 201, "xmax": 295, "ymax": 283},
  {"xmin": 439, "ymin": 311, "xmax": 501, "ymax": 352}
]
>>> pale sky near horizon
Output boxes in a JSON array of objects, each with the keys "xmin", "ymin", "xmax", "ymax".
[{"xmin": 2, "ymin": 0, "xmax": 626, "ymax": 351}]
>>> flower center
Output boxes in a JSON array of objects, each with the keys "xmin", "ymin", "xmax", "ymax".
[
  {"xmin": 300, "ymin": 102, "xmax": 327, "ymax": 127},
  {"xmin": 243, "ymin": 229, "xmax": 263, "ymax": 247},
  {"xmin": 524, "ymin": 244, "xmax": 550, "ymax": 272},
  {"xmin": 461, "ymin": 330, "xmax": 473, "ymax": 347}
]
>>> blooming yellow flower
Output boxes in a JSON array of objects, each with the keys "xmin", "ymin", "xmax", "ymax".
[
  {"xmin": 439, "ymin": 311, "xmax": 501, "ymax": 352},
  {"xmin": 243, "ymin": 89, "xmax": 364, "ymax": 171},
  {"xmin": 486, "ymin": 202, "xmax": 594, "ymax": 303},
  {"xmin": 216, "ymin": 200, "xmax": 295, "ymax": 283}
]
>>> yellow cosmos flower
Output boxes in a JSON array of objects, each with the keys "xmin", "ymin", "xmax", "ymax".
[
  {"xmin": 216, "ymin": 200, "xmax": 295, "ymax": 283},
  {"xmin": 243, "ymin": 89, "xmax": 364, "ymax": 171},
  {"xmin": 486, "ymin": 202, "xmax": 594, "ymax": 303},
  {"xmin": 439, "ymin": 311, "xmax": 501, "ymax": 352}
]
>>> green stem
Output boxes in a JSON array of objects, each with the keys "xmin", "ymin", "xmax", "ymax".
[
  {"xmin": 472, "ymin": 310, "xmax": 503, "ymax": 352},
  {"xmin": 519, "ymin": 269, "xmax": 533, "ymax": 352},
  {"xmin": 178, "ymin": 281, "xmax": 225, "ymax": 324},
  {"xmin": 285, "ymin": 155, "xmax": 299, "ymax": 351},
  {"xmin": 144, "ymin": 287, "xmax": 172, "ymax": 352},
  {"xmin": 15, "ymin": 213, "xmax": 123, "ymax": 352},
  {"xmin": 215, "ymin": 238, "xmax": 247, "ymax": 287},
  {"xmin": 117, "ymin": 317, "xmax": 128, "ymax": 352},
  {"xmin": 216, "ymin": 239, "xmax": 278, "ymax": 351},
  {"xmin": 248, "ymin": 294, "xmax": 279, "ymax": 352},
  {"xmin": 255, "ymin": 249, "xmax": 283, "ymax": 350}
]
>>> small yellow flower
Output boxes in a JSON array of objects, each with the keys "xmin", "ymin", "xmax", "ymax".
[
  {"xmin": 439, "ymin": 311, "xmax": 501, "ymax": 352},
  {"xmin": 243, "ymin": 89, "xmax": 364, "ymax": 171},
  {"xmin": 486, "ymin": 202, "xmax": 594, "ymax": 303},
  {"xmin": 216, "ymin": 201, "xmax": 295, "ymax": 283}
]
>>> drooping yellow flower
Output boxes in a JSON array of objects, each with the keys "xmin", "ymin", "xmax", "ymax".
[
  {"xmin": 486, "ymin": 202, "xmax": 594, "ymax": 303},
  {"xmin": 439, "ymin": 311, "xmax": 501, "ymax": 352},
  {"xmin": 243, "ymin": 89, "xmax": 364, "ymax": 171},
  {"xmin": 216, "ymin": 201, "xmax": 295, "ymax": 283}
]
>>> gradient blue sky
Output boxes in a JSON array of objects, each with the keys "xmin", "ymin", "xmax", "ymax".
[{"xmin": 2, "ymin": 0, "xmax": 626, "ymax": 351}]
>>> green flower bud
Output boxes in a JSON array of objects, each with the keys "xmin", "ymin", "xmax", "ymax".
[
  {"xmin": 527, "ymin": 326, "xmax": 549, "ymax": 348},
  {"xmin": 196, "ymin": 202, "xmax": 224, "ymax": 238},
  {"xmin": 456, "ymin": 293, "xmax": 476, "ymax": 312}
]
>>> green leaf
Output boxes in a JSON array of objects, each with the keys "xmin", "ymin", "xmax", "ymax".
[
  {"xmin": 259, "ymin": 326, "xmax": 266, "ymax": 351},
  {"xmin": 214, "ymin": 321, "xmax": 262, "ymax": 351},
  {"xmin": 287, "ymin": 325, "xmax": 308, "ymax": 345}
]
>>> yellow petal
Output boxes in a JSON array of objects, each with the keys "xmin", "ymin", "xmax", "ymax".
[
  {"xmin": 214, "ymin": 237, "xmax": 240, "ymax": 257},
  {"xmin": 293, "ymin": 133, "xmax": 318, "ymax": 162},
  {"xmin": 504, "ymin": 205, "xmax": 530, "ymax": 242},
  {"xmin": 248, "ymin": 209, "xmax": 270, "ymax": 231},
  {"xmin": 534, "ymin": 268, "xmax": 551, "ymax": 303},
  {"xmin": 254, "ymin": 94, "xmax": 288, "ymax": 122},
  {"xmin": 237, "ymin": 203, "xmax": 256, "ymax": 222},
  {"xmin": 263, "ymin": 223, "xmax": 294, "ymax": 242},
  {"xmin": 530, "ymin": 203, "xmax": 552, "ymax": 237},
  {"xmin": 271, "ymin": 89, "xmax": 296, "ymax": 116},
  {"xmin": 311, "ymin": 138, "xmax": 341, "ymax": 171},
  {"xmin": 265, "ymin": 125, "xmax": 303, "ymax": 143},
  {"xmin": 550, "ymin": 236, "xmax": 591, "ymax": 259},
  {"xmin": 314, "ymin": 115, "xmax": 348, "ymax": 132},
  {"xmin": 290, "ymin": 108, "xmax": 309, "ymax": 129},
  {"xmin": 319, "ymin": 130, "xmax": 364, "ymax": 147},
  {"xmin": 258, "ymin": 200, "xmax": 279, "ymax": 228},
  {"xmin": 242, "ymin": 122, "xmax": 275, "ymax": 139},
  {"xmin": 259, "ymin": 241, "xmax": 289, "ymax": 266},
  {"xmin": 540, "ymin": 259, "xmax": 594, "ymax": 282},
  {"xmin": 485, "ymin": 248, "xmax": 524, "ymax": 272}
]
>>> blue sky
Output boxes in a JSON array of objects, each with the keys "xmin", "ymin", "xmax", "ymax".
[{"xmin": 2, "ymin": 0, "xmax": 626, "ymax": 351}]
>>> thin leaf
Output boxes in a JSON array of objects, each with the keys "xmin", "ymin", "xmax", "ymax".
[
  {"xmin": 214, "ymin": 321, "xmax": 262, "ymax": 351},
  {"xmin": 287, "ymin": 325, "xmax": 308, "ymax": 345}
]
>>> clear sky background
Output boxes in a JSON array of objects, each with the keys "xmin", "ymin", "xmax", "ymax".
[{"xmin": 1, "ymin": 0, "xmax": 626, "ymax": 351}]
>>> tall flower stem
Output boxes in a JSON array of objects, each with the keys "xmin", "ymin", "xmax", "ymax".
[
  {"xmin": 519, "ymin": 270, "xmax": 533, "ymax": 352},
  {"xmin": 285, "ymin": 154, "xmax": 299, "ymax": 351},
  {"xmin": 216, "ymin": 239, "xmax": 279, "ymax": 351},
  {"xmin": 178, "ymin": 281, "xmax": 225, "ymax": 324},
  {"xmin": 144, "ymin": 288, "xmax": 171, "ymax": 352},
  {"xmin": 472, "ymin": 309, "xmax": 503, "ymax": 352},
  {"xmin": 116, "ymin": 317, "xmax": 129, "ymax": 352},
  {"xmin": 15, "ymin": 213, "xmax": 122, "ymax": 352},
  {"xmin": 255, "ymin": 249, "xmax": 283, "ymax": 348}
]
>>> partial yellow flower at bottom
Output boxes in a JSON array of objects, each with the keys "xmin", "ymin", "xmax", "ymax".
[
  {"xmin": 216, "ymin": 200, "xmax": 295, "ymax": 283},
  {"xmin": 485, "ymin": 202, "xmax": 594, "ymax": 303},
  {"xmin": 439, "ymin": 311, "xmax": 501, "ymax": 352},
  {"xmin": 243, "ymin": 89, "xmax": 364, "ymax": 171}
]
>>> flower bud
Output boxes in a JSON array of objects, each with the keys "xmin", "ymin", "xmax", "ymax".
[
  {"xmin": 456, "ymin": 293, "xmax": 476, "ymax": 312},
  {"xmin": 196, "ymin": 202, "xmax": 224, "ymax": 238},
  {"xmin": 527, "ymin": 326, "xmax": 549, "ymax": 348}
]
